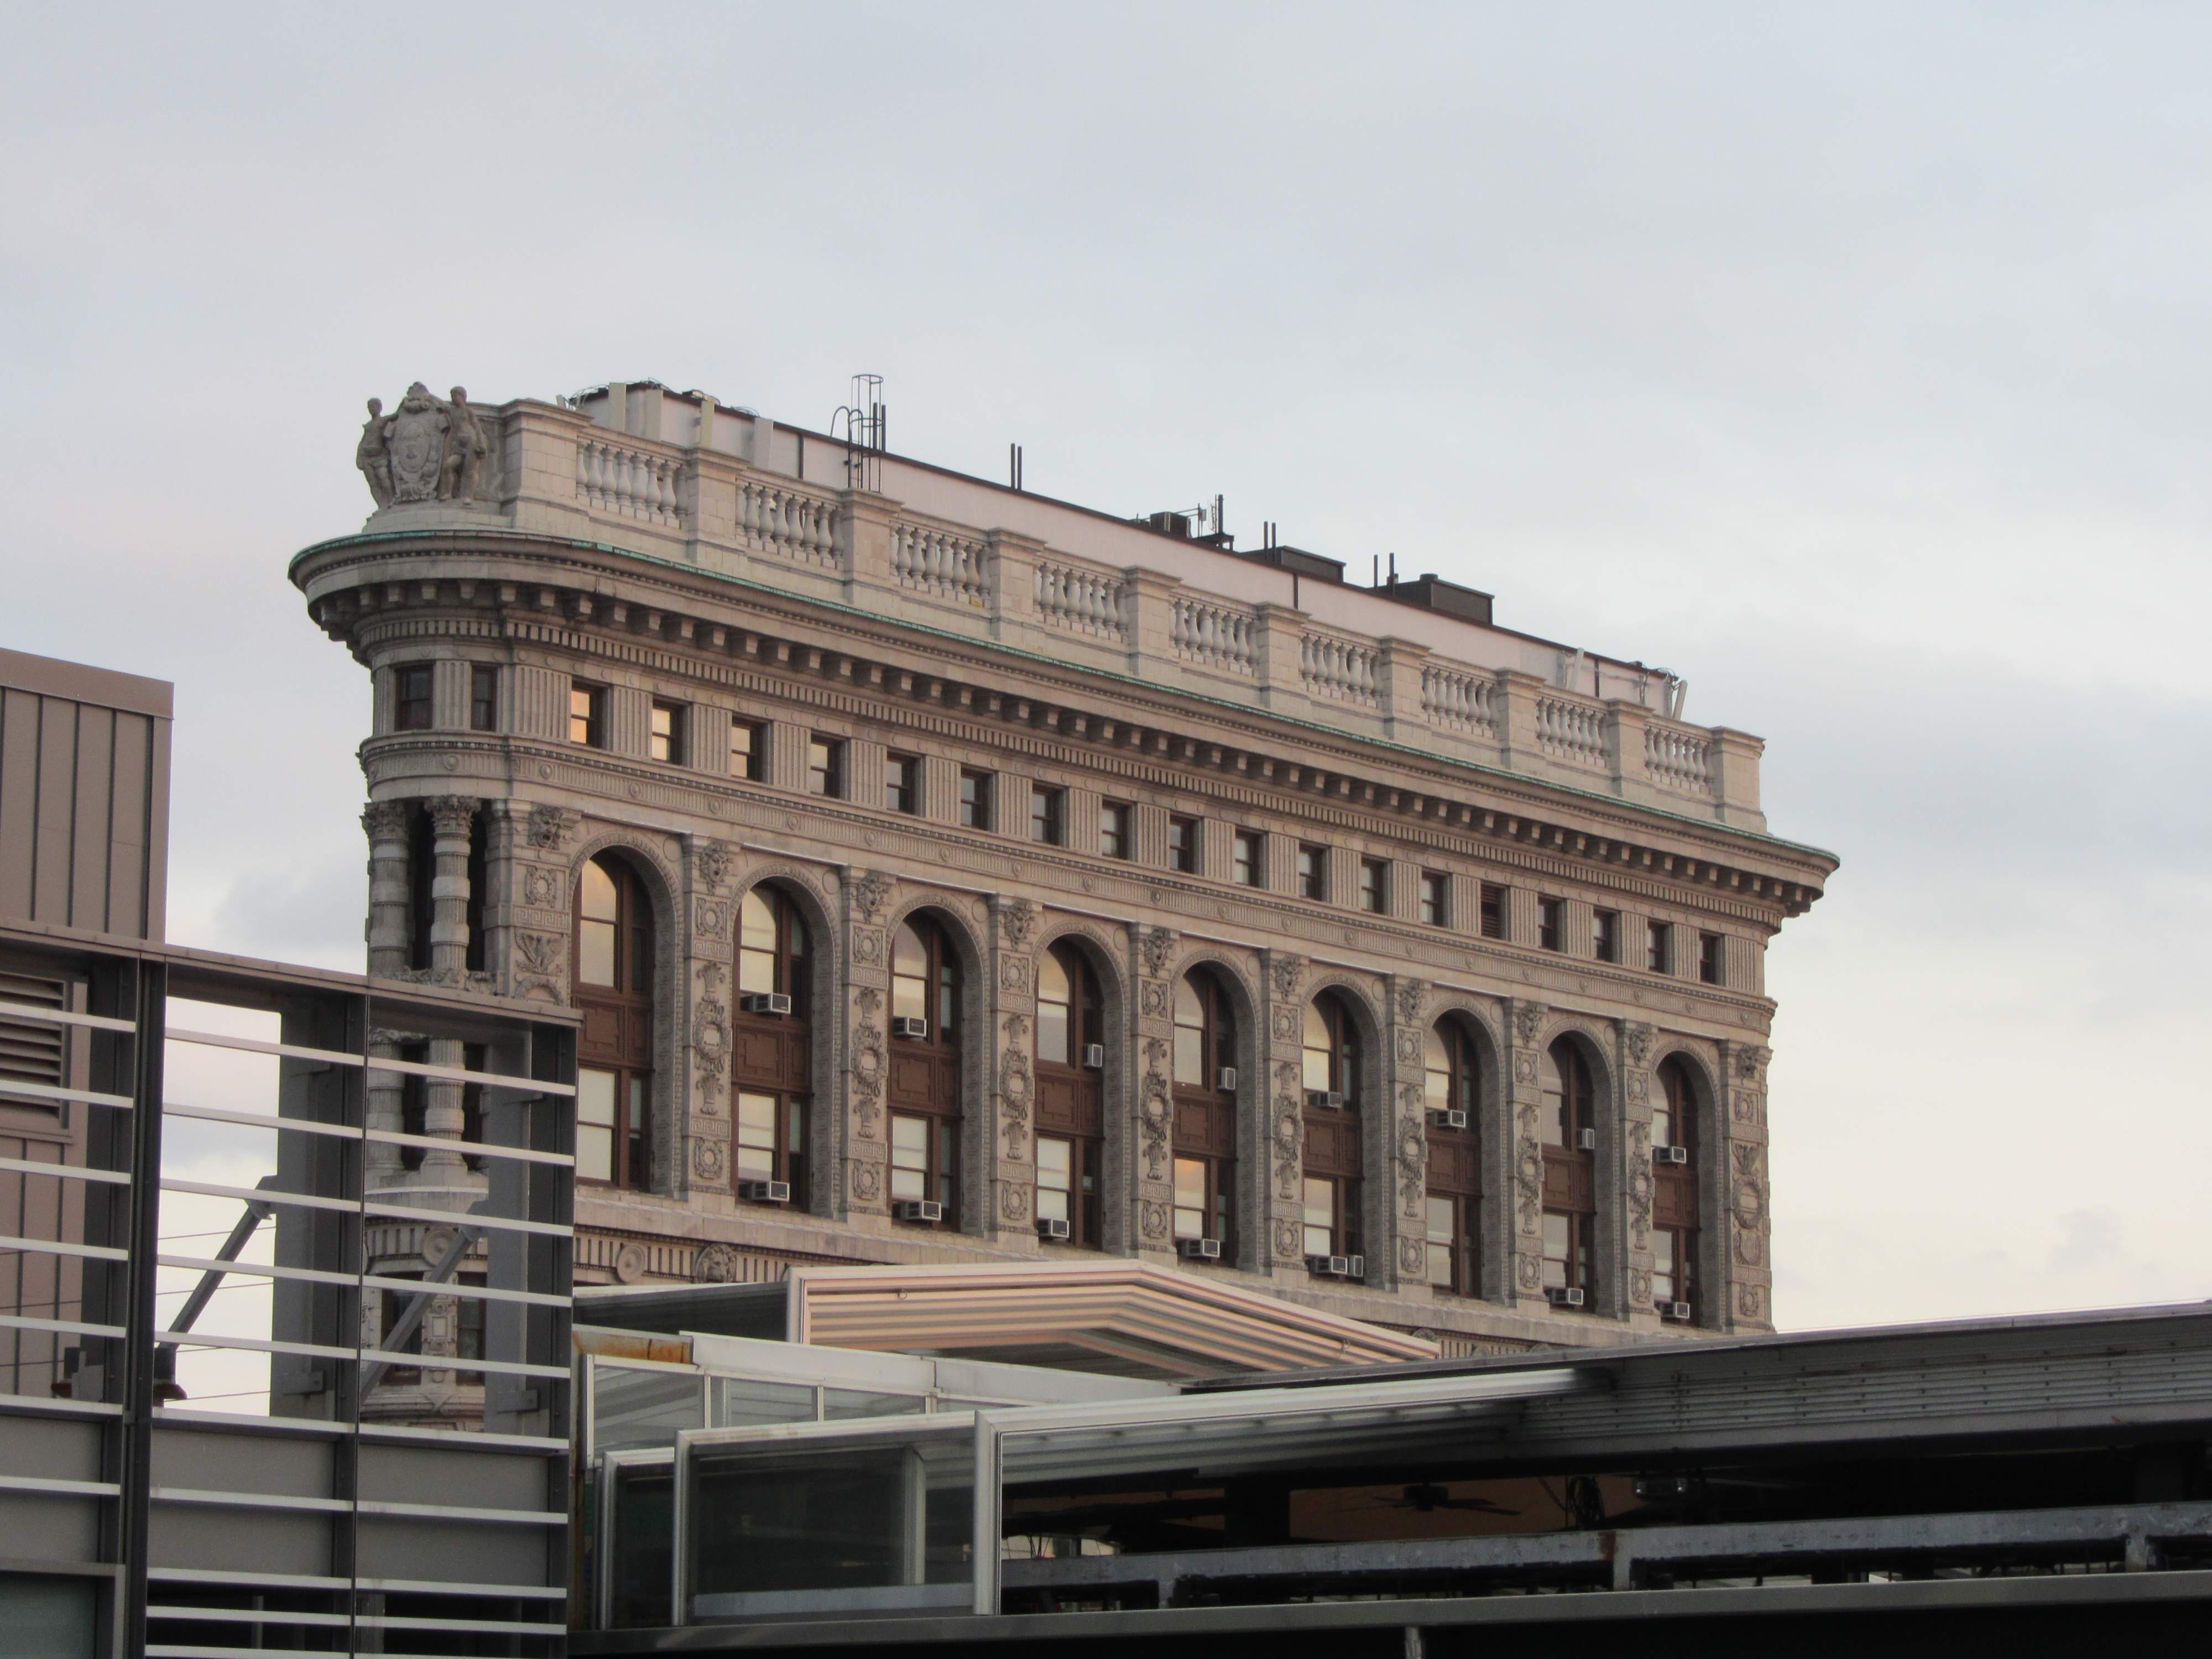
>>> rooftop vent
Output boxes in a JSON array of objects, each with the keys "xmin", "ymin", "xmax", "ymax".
[{"xmin": 1378, "ymin": 572, "xmax": 1494, "ymax": 626}]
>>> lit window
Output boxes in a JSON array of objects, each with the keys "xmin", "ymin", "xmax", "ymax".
[
  {"xmin": 730, "ymin": 720, "xmax": 764, "ymax": 781},
  {"xmin": 649, "ymin": 701, "xmax": 683, "ymax": 764},
  {"xmin": 569, "ymin": 682, "xmax": 605, "ymax": 748}
]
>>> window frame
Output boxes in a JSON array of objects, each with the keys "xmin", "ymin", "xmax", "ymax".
[
  {"xmin": 1537, "ymin": 895, "xmax": 1565, "ymax": 952},
  {"xmin": 1231, "ymin": 829, "xmax": 1262, "ymax": 888},
  {"xmin": 394, "ymin": 662, "xmax": 435, "ymax": 732},
  {"xmin": 569, "ymin": 681, "xmax": 607, "ymax": 749},
  {"xmin": 1099, "ymin": 800, "xmax": 1132, "ymax": 860},
  {"xmin": 649, "ymin": 700, "xmax": 685, "ymax": 765},
  {"xmin": 1419, "ymin": 869, "xmax": 1448, "ymax": 928},
  {"xmin": 1479, "ymin": 881, "xmax": 1506, "ymax": 940},
  {"xmin": 1698, "ymin": 931, "xmax": 1724, "ymax": 985},
  {"xmin": 1593, "ymin": 908, "xmax": 1621, "ymax": 963},
  {"xmin": 468, "ymin": 665, "xmax": 498, "ymax": 733},
  {"xmin": 729, "ymin": 719, "xmax": 765, "ymax": 782},
  {"xmin": 958, "ymin": 769, "xmax": 992, "ymax": 831},
  {"xmin": 1029, "ymin": 784, "xmax": 1066, "ymax": 847},
  {"xmin": 806, "ymin": 735, "xmax": 846, "ymax": 799},
  {"xmin": 1357, "ymin": 857, "xmax": 1387, "ymax": 915},
  {"xmin": 1297, "ymin": 843, "xmax": 1327, "ymax": 901},
  {"xmin": 1166, "ymin": 815, "xmax": 1198, "ymax": 875},
  {"xmin": 885, "ymin": 753, "xmax": 920, "ymax": 816},
  {"xmin": 1647, "ymin": 919, "xmax": 1673, "ymax": 974}
]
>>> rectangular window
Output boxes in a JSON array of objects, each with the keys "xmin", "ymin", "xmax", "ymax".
[
  {"xmin": 1172, "ymin": 1156, "xmax": 1212, "ymax": 1243},
  {"xmin": 886, "ymin": 754, "xmax": 919, "ymax": 815},
  {"xmin": 1647, "ymin": 920, "xmax": 1673, "ymax": 974},
  {"xmin": 1358, "ymin": 858, "xmax": 1387, "ymax": 915},
  {"xmin": 1420, "ymin": 870, "xmax": 1448, "ymax": 927},
  {"xmin": 730, "ymin": 720, "xmax": 764, "ymax": 781},
  {"xmin": 469, "ymin": 665, "xmax": 498, "ymax": 732},
  {"xmin": 1297, "ymin": 844, "xmax": 1327, "ymax": 901},
  {"xmin": 1426, "ymin": 1193, "xmax": 1461, "ymax": 1292},
  {"xmin": 807, "ymin": 735, "xmax": 844, "ymax": 798},
  {"xmin": 1594, "ymin": 909, "xmax": 1621, "ymax": 963},
  {"xmin": 1543, "ymin": 1209, "xmax": 1594, "ymax": 1295},
  {"xmin": 1037, "ymin": 1136, "xmax": 1073, "ymax": 1226},
  {"xmin": 1479, "ymin": 882, "xmax": 1506, "ymax": 940},
  {"xmin": 1029, "ymin": 785, "xmax": 1066, "ymax": 846},
  {"xmin": 1537, "ymin": 896, "xmax": 1564, "ymax": 952},
  {"xmin": 1167, "ymin": 816, "xmax": 1197, "ymax": 874},
  {"xmin": 1699, "ymin": 932, "xmax": 1724, "ymax": 985},
  {"xmin": 569, "ymin": 682, "xmax": 605, "ymax": 748},
  {"xmin": 650, "ymin": 701, "xmax": 684, "ymax": 764},
  {"xmin": 395, "ymin": 664, "xmax": 434, "ymax": 732},
  {"xmin": 958, "ymin": 769, "xmax": 992, "ymax": 830},
  {"xmin": 1232, "ymin": 830, "xmax": 1262, "ymax": 887},
  {"xmin": 1100, "ymin": 801, "xmax": 1131, "ymax": 859},
  {"xmin": 577, "ymin": 1067, "xmax": 616, "ymax": 1183}
]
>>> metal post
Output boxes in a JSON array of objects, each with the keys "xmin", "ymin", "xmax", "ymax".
[
  {"xmin": 972, "ymin": 1417, "xmax": 1002, "ymax": 1616},
  {"xmin": 120, "ymin": 959, "xmax": 166, "ymax": 1659}
]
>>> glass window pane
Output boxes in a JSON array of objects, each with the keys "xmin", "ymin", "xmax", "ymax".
[
  {"xmin": 578, "ymin": 1068, "xmax": 617, "ymax": 1127},
  {"xmin": 1172, "ymin": 1025, "xmax": 1203, "ymax": 1087},
  {"xmin": 580, "ymin": 919, "xmax": 615, "ymax": 987},
  {"xmin": 577, "ymin": 1124, "xmax": 612, "ymax": 1183},
  {"xmin": 581, "ymin": 859, "xmax": 618, "ymax": 921},
  {"xmin": 594, "ymin": 1364, "xmax": 705, "ymax": 1453},
  {"xmin": 1172, "ymin": 1157, "xmax": 1206, "ymax": 1239},
  {"xmin": 823, "ymin": 1389, "xmax": 928, "ymax": 1420},
  {"xmin": 713, "ymin": 1376, "xmax": 816, "ymax": 1428}
]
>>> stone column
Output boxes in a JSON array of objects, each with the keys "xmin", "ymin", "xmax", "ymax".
[
  {"xmin": 417, "ymin": 1037, "xmax": 471, "ymax": 1180},
  {"xmin": 503, "ymin": 805, "xmax": 577, "ymax": 1001},
  {"xmin": 985, "ymin": 898, "xmax": 1039, "ymax": 1243},
  {"xmin": 1718, "ymin": 1040, "xmax": 1773, "ymax": 1332},
  {"xmin": 480, "ymin": 799, "xmax": 523, "ymax": 984},
  {"xmin": 425, "ymin": 797, "xmax": 477, "ymax": 982},
  {"xmin": 1256, "ymin": 951, "xmax": 1310, "ymax": 1277},
  {"xmin": 364, "ymin": 1025, "xmax": 409, "ymax": 1186},
  {"xmin": 1620, "ymin": 1022, "xmax": 1659, "ymax": 1327},
  {"xmin": 682, "ymin": 835, "xmax": 738, "ymax": 1204},
  {"xmin": 1379, "ymin": 977, "xmax": 1431, "ymax": 1292},
  {"xmin": 1503, "ymin": 999, "xmax": 1550, "ymax": 1310},
  {"xmin": 1130, "ymin": 926, "xmax": 1180, "ymax": 1262},
  {"xmin": 363, "ymin": 801, "xmax": 412, "ymax": 978},
  {"xmin": 841, "ymin": 869, "xmax": 895, "ymax": 1224}
]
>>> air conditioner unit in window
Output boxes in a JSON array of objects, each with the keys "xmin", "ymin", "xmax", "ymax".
[
  {"xmin": 1306, "ymin": 1089, "xmax": 1345, "ymax": 1111},
  {"xmin": 1428, "ymin": 1108, "xmax": 1468, "ymax": 1130},
  {"xmin": 1179, "ymin": 1237, "xmax": 1222, "ymax": 1260},
  {"xmin": 892, "ymin": 1199, "xmax": 943, "ymax": 1223},
  {"xmin": 1577, "ymin": 1127, "xmax": 1598, "ymax": 1152},
  {"xmin": 736, "ymin": 1179, "xmax": 790, "ymax": 1204},
  {"xmin": 1655, "ymin": 1144, "xmax": 1689, "ymax": 1165},
  {"xmin": 738, "ymin": 992, "xmax": 791, "ymax": 1017},
  {"xmin": 1344, "ymin": 1254, "xmax": 1365, "ymax": 1280},
  {"xmin": 1035, "ymin": 1216, "xmax": 1070, "ymax": 1240},
  {"xmin": 1082, "ymin": 1043, "xmax": 1106, "ymax": 1070},
  {"xmin": 890, "ymin": 1016, "xmax": 928, "ymax": 1040},
  {"xmin": 1307, "ymin": 1254, "xmax": 1352, "ymax": 1277},
  {"xmin": 1215, "ymin": 1067, "xmax": 1238, "ymax": 1092},
  {"xmin": 1662, "ymin": 1300, "xmax": 1693, "ymax": 1322},
  {"xmin": 1547, "ymin": 1285, "xmax": 1587, "ymax": 1308}
]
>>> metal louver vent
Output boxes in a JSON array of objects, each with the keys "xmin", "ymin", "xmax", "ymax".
[{"xmin": 0, "ymin": 972, "xmax": 67, "ymax": 1110}]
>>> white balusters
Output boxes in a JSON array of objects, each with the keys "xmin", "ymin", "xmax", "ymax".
[
  {"xmin": 1644, "ymin": 723, "xmax": 1713, "ymax": 795},
  {"xmin": 1034, "ymin": 561, "xmax": 1128, "ymax": 641},
  {"xmin": 1300, "ymin": 631, "xmax": 1379, "ymax": 705},
  {"xmin": 735, "ymin": 478, "xmax": 842, "ymax": 569},
  {"xmin": 1421, "ymin": 664, "xmax": 1498, "ymax": 735},
  {"xmin": 1170, "ymin": 596, "xmax": 1255, "ymax": 674},
  {"xmin": 891, "ymin": 520, "xmax": 987, "ymax": 607},
  {"xmin": 575, "ymin": 437, "xmax": 686, "ymax": 528},
  {"xmin": 1535, "ymin": 695, "xmax": 1608, "ymax": 769}
]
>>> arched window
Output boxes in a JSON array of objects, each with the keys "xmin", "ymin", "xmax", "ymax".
[
  {"xmin": 888, "ymin": 916, "xmax": 961, "ymax": 1226},
  {"xmin": 1423, "ymin": 1020, "xmax": 1482, "ymax": 1295},
  {"xmin": 1300, "ymin": 992, "xmax": 1364, "ymax": 1267},
  {"xmin": 1170, "ymin": 969, "xmax": 1236, "ymax": 1254},
  {"xmin": 1539, "ymin": 1038, "xmax": 1597, "ymax": 1302},
  {"xmin": 1035, "ymin": 942, "xmax": 1105, "ymax": 1248},
  {"xmin": 574, "ymin": 854, "xmax": 654, "ymax": 1190},
  {"xmin": 732, "ymin": 886, "xmax": 812, "ymax": 1208},
  {"xmin": 1653, "ymin": 1057, "xmax": 1702, "ymax": 1322}
]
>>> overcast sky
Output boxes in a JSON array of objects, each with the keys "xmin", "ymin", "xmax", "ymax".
[{"xmin": 5, "ymin": 3, "xmax": 2208, "ymax": 1333}]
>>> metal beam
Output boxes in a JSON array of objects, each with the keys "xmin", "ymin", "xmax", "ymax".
[{"xmin": 356, "ymin": 1221, "xmax": 483, "ymax": 1394}]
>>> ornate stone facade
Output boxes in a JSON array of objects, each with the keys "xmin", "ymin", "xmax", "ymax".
[{"xmin": 299, "ymin": 375, "xmax": 1835, "ymax": 1353}]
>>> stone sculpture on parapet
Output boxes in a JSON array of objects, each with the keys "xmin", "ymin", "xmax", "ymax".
[{"xmin": 356, "ymin": 382, "xmax": 494, "ymax": 509}]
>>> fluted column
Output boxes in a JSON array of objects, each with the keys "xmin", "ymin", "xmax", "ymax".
[
  {"xmin": 363, "ymin": 801, "xmax": 411, "ymax": 978},
  {"xmin": 426, "ymin": 797, "xmax": 476, "ymax": 980}
]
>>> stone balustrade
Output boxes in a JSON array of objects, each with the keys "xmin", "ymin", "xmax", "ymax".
[{"xmin": 469, "ymin": 398, "xmax": 1764, "ymax": 827}]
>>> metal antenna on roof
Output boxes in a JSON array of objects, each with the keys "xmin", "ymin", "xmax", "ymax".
[{"xmin": 832, "ymin": 373, "xmax": 885, "ymax": 493}]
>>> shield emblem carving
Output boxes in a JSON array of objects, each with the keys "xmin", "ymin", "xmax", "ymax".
[{"xmin": 386, "ymin": 383, "xmax": 449, "ymax": 503}]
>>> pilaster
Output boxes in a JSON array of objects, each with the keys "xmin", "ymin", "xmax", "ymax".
[
  {"xmin": 363, "ymin": 801, "xmax": 411, "ymax": 978},
  {"xmin": 1620, "ymin": 1021, "xmax": 1660, "ymax": 1328},
  {"xmin": 502, "ymin": 805, "xmax": 578, "ymax": 1002},
  {"xmin": 1251, "ymin": 604, "xmax": 1310, "ymax": 716},
  {"xmin": 1256, "ymin": 950, "xmax": 1310, "ymax": 1277},
  {"xmin": 984, "ymin": 530, "xmax": 1046, "ymax": 644},
  {"xmin": 840, "ymin": 491, "xmax": 900, "ymax": 608},
  {"xmin": 841, "ymin": 867, "xmax": 895, "ymax": 1224},
  {"xmin": 985, "ymin": 896, "xmax": 1040, "ymax": 1244},
  {"xmin": 1604, "ymin": 700, "xmax": 1650, "ymax": 804},
  {"xmin": 1378, "ymin": 977, "xmax": 1431, "ymax": 1292},
  {"xmin": 1376, "ymin": 638, "xmax": 1431, "ymax": 744},
  {"xmin": 1130, "ymin": 926, "xmax": 1180, "ymax": 1262},
  {"xmin": 1496, "ymin": 670, "xmax": 1546, "ymax": 772},
  {"xmin": 682, "ymin": 833, "xmax": 737, "ymax": 1205},
  {"xmin": 1503, "ymin": 999, "xmax": 1549, "ymax": 1310},
  {"xmin": 1718, "ymin": 1039, "xmax": 1773, "ymax": 1332},
  {"xmin": 425, "ymin": 797, "xmax": 476, "ymax": 981},
  {"xmin": 1124, "ymin": 568, "xmax": 1182, "ymax": 680}
]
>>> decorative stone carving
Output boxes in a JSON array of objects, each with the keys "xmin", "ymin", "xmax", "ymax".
[
  {"xmin": 1395, "ymin": 1027, "xmax": 1422, "ymax": 1065},
  {"xmin": 694, "ymin": 839, "xmax": 733, "ymax": 893},
  {"xmin": 1735, "ymin": 1044, "xmax": 1771, "ymax": 1082},
  {"xmin": 999, "ymin": 954, "xmax": 1031, "ymax": 993},
  {"xmin": 1139, "ymin": 1037, "xmax": 1172, "ymax": 1181},
  {"xmin": 1271, "ymin": 1062, "xmax": 1302, "ymax": 1202},
  {"xmin": 614, "ymin": 1241, "xmax": 649, "ymax": 1284},
  {"xmin": 692, "ymin": 1139, "xmax": 726, "ymax": 1183},
  {"xmin": 692, "ymin": 994, "xmax": 730, "ymax": 1107},
  {"xmin": 1140, "ymin": 981, "xmax": 1170, "ymax": 1018},
  {"xmin": 693, "ymin": 898, "xmax": 729, "ymax": 944},
  {"xmin": 362, "ymin": 800, "xmax": 409, "ymax": 840},
  {"xmin": 998, "ymin": 1014, "xmax": 1032, "ymax": 1160},
  {"xmin": 1625, "ymin": 1022, "xmax": 1655, "ymax": 1066},
  {"xmin": 442, "ymin": 387, "xmax": 489, "ymax": 502},
  {"xmin": 1396, "ymin": 1102, "xmax": 1427, "ymax": 1221},
  {"xmin": 1269, "ymin": 1004, "xmax": 1298, "ymax": 1042},
  {"xmin": 851, "ymin": 926, "xmax": 884, "ymax": 969},
  {"xmin": 1731, "ymin": 1143, "xmax": 1767, "ymax": 1264},
  {"xmin": 384, "ymin": 383, "xmax": 449, "ymax": 504},
  {"xmin": 1516, "ymin": 1253, "xmax": 1543, "ymax": 1293},
  {"xmin": 1139, "ymin": 1198, "xmax": 1169, "ymax": 1241},
  {"xmin": 1139, "ymin": 927, "xmax": 1177, "ymax": 980},
  {"xmin": 523, "ymin": 867, "xmax": 560, "ymax": 907},
  {"xmin": 998, "ymin": 1183, "xmax": 1030, "ymax": 1223},
  {"xmin": 1512, "ymin": 1050, "xmax": 1538, "ymax": 1086},
  {"xmin": 362, "ymin": 382, "xmax": 494, "ymax": 507},
  {"xmin": 851, "ymin": 869, "xmax": 894, "ymax": 923},
  {"xmin": 356, "ymin": 398, "xmax": 395, "ymax": 508},
  {"xmin": 851, "ymin": 1161, "xmax": 883, "ymax": 1202},
  {"xmin": 1393, "ymin": 979, "xmax": 1427, "ymax": 1026},
  {"xmin": 513, "ymin": 930, "xmax": 565, "ymax": 999},
  {"xmin": 691, "ymin": 1243, "xmax": 737, "ymax": 1284},
  {"xmin": 1398, "ymin": 1235, "xmax": 1425, "ymax": 1276},
  {"xmin": 1626, "ymin": 1120, "xmax": 1653, "ymax": 1251},
  {"xmin": 1268, "ymin": 955, "xmax": 1305, "ymax": 1002},
  {"xmin": 1513, "ymin": 1003, "xmax": 1547, "ymax": 1047},
  {"xmin": 1628, "ymin": 1267, "xmax": 1653, "ymax": 1307},
  {"xmin": 526, "ymin": 805, "xmax": 570, "ymax": 851},
  {"xmin": 1271, "ymin": 1218, "xmax": 1301, "ymax": 1261},
  {"xmin": 1513, "ymin": 1102, "xmax": 1543, "ymax": 1237},
  {"xmin": 851, "ymin": 987, "xmax": 885, "ymax": 1137},
  {"xmin": 426, "ymin": 795, "xmax": 476, "ymax": 837},
  {"xmin": 1738, "ymin": 1284, "xmax": 1765, "ymax": 1321},
  {"xmin": 998, "ymin": 900, "xmax": 1037, "ymax": 948}
]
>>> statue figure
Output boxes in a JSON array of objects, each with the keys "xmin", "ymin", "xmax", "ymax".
[
  {"xmin": 440, "ymin": 385, "xmax": 489, "ymax": 502},
  {"xmin": 355, "ymin": 398, "xmax": 394, "ymax": 509},
  {"xmin": 385, "ymin": 382, "xmax": 450, "ymax": 504}
]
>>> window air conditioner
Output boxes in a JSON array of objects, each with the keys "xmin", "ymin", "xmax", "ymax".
[
  {"xmin": 1655, "ymin": 1144, "xmax": 1688, "ymax": 1165},
  {"xmin": 1035, "ymin": 1216, "xmax": 1070, "ymax": 1240},
  {"xmin": 1344, "ymin": 1254, "xmax": 1365, "ymax": 1279},
  {"xmin": 738, "ymin": 992, "xmax": 792, "ymax": 1017},
  {"xmin": 1179, "ymin": 1237, "xmax": 1222, "ymax": 1260},
  {"xmin": 1083, "ymin": 1043, "xmax": 1107, "ymax": 1070},
  {"xmin": 1662, "ymin": 1300, "xmax": 1693, "ymax": 1322},
  {"xmin": 1547, "ymin": 1285, "xmax": 1587, "ymax": 1308},
  {"xmin": 892, "ymin": 1199, "xmax": 943, "ymax": 1223},
  {"xmin": 1307, "ymin": 1254, "xmax": 1352, "ymax": 1277},
  {"xmin": 1576, "ymin": 1127, "xmax": 1597, "ymax": 1152},
  {"xmin": 890, "ymin": 1016, "xmax": 929, "ymax": 1040},
  {"xmin": 1306, "ymin": 1089, "xmax": 1345, "ymax": 1111},
  {"xmin": 737, "ymin": 1179, "xmax": 791, "ymax": 1204},
  {"xmin": 1215, "ymin": 1067, "xmax": 1238, "ymax": 1092},
  {"xmin": 1428, "ymin": 1108, "xmax": 1468, "ymax": 1130}
]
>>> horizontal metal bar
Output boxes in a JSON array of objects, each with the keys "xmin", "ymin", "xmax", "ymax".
[
  {"xmin": 161, "ymin": 1176, "xmax": 568, "ymax": 1239},
  {"xmin": 367, "ymin": 1049, "xmax": 577, "ymax": 1097},
  {"xmin": 0, "ymin": 1311, "xmax": 127, "ymax": 1339},
  {"xmin": 163, "ymin": 1100, "xmax": 574, "ymax": 1166},
  {"xmin": 0, "ymin": 1077, "xmax": 134, "ymax": 1109},
  {"xmin": 354, "ymin": 1574, "xmax": 569, "ymax": 1599},
  {"xmin": 355, "ymin": 1496, "xmax": 566, "ymax": 1526},
  {"xmin": 0, "ymin": 1473, "xmax": 121, "ymax": 1498},
  {"xmin": 152, "ymin": 1485, "xmax": 347, "ymax": 1514},
  {"xmin": 0, "ymin": 1232, "xmax": 129, "ymax": 1262},
  {"xmin": 163, "ymin": 1024, "xmax": 578, "ymax": 1095},
  {"xmin": 0, "ymin": 1391, "xmax": 123, "ymax": 1419},
  {"xmin": 361, "ymin": 1420, "xmax": 571, "ymax": 1454},
  {"xmin": 358, "ymin": 1614, "xmax": 568, "ymax": 1635},
  {"xmin": 155, "ymin": 1254, "xmax": 567, "ymax": 1309},
  {"xmin": 159, "ymin": 1331, "xmax": 357, "ymax": 1363},
  {"xmin": 159, "ymin": 1177, "xmax": 357, "ymax": 1216},
  {"xmin": 0, "ymin": 997, "xmax": 137, "ymax": 1034},
  {"xmin": 368, "ymin": 1195, "xmax": 571, "ymax": 1239},
  {"xmin": 147, "ymin": 1606, "xmax": 350, "ymax": 1629},
  {"xmin": 366, "ymin": 1124, "xmax": 574, "ymax": 1165},
  {"xmin": 356, "ymin": 1347, "xmax": 571, "ymax": 1381},
  {"xmin": 162, "ymin": 1099, "xmax": 359, "ymax": 1139},
  {"xmin": 146, "ymin": 1562, "xmax": 567, "ymax": 1600},
  {"xmin": 149, "ymin": 1605, "xmax": 562, "ymax": 1636},
  {"xmin": 358, "ymin": 1270, "xmax": 568, "ymax": 1310},
  {"xmin": 0, "ymin": 1155, "xmax": 129, "ymax": 1184},
  {"xmin": 144, "ymin": 1566, "xmax": 348, "ymax": 1592}
]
